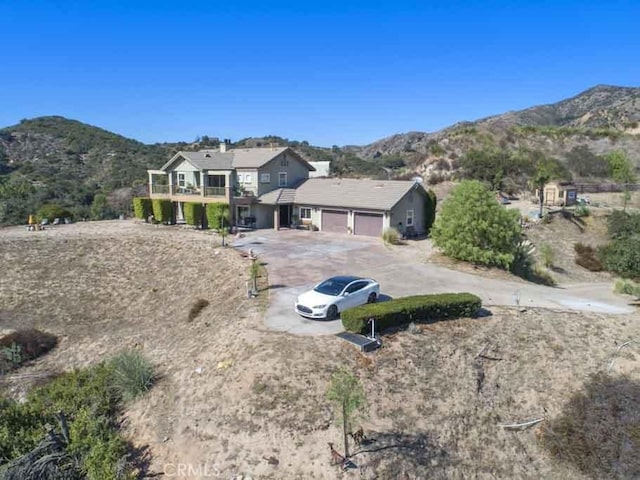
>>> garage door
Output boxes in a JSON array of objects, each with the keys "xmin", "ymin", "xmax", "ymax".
[
  {"xmin": 354, "ymin": 212, "xmax": 384, "ymax": 237},
  {"xmin": 321, "ymin": 210, "xmax": 348, "ymax": 233}
]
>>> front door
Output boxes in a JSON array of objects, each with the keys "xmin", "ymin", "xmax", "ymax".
[
  {"xmin": 279, "ymin": 205, "xmax": 290, "ymax": 227},
  {"xmin": 237, "ymin": 206, "xmax": 251, "ymax": 226}
]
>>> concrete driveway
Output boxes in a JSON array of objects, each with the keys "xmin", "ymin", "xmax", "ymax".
[{"xmin": 233, "ymin": 229, "xmax": 634, "ymax": 335}]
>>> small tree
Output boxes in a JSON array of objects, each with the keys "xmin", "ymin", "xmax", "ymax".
[
  {"xmin": 607, "ymin": 150, "xmax": 637, "ymax": 210},
  {"xmin": 326, "ymin": 367, "xmax": 367, "ymax": 458},
  {"xmin": 530, "ymin": 159, "xmax": 562, "ymax": 218},
  {"xmin": 431, "ymin": 180, "xmax": 522, "ymax": 269}
]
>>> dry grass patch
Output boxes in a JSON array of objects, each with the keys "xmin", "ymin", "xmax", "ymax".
[{"xmin": 539, "ymin": 373, "xmax": 640, "ymax": 479}]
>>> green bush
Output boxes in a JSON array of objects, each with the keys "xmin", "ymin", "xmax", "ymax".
[
  {"xmin": 184, "ymin": 202, "xmax": 204, "ymax": 227},
  {"xmin": 573, "ymin": 205, "xmax": 590, "ymax": 217},
  {"xmin": 424, "ymin": 189, "xmax": 437, "ymax": 235},
  {"xmin": 574, "ymin": 242, "xmax": 604, "ymax": 272},
  {"xmin": 1, "ymin": 356, "xmax": 149, "ymax": 478},
  {"xmin": 37, "ymin": 203, "xmax": 72, "ymax": 221},
  {"xmin": 607, "ymin": 210, "xmax": 640, "ymax": 239},
  {"xmin": 382, "ymin": 227, "xmax": 401, "ymax": 245},
  {"xmin": 68, "ymin": 408, "xmax": 129, "ymax": 480},
  {"xmin": 205, "ymin": 202, "xmax": 230, "ymax": 230},
  {"xmin": 132, "ymin": 197, "xmax": 152, "ymax": 220},
  {"xmin": 600, "ymin": 235, "xmax": 640, "ymax": 280},
  {"xmin": 151, "ymin": 198, "xmax": 173, "ymax": 224},
  {"xmin": 341, "ymin": 293, "xmax": 482, "ymax": 333},
  {"xmin": 109, "ymin": 350, "xmax": 156, "ymax": 402},
  {"xmin": 614, "ymin": 278, "xmax": 640, "ymax": 297},
  {"xmin": 431, "ymin": 180, "xmax": 522, "ymax": 269}
]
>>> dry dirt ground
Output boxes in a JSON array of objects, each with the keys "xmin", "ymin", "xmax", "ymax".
[{"xmin": 1, "ymin": 220, "xmax": 639, "ymax": 479}]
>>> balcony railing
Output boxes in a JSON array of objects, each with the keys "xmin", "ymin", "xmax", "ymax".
[
  {"xmin": 172, "ymin": 186, "xmax": 202, "ymax": 195},
  {"xmin": 150, "ymin": 184, "xmax": 228, "ymax": 197},
  {"xmin": 151, "ymin": 184, "xmax": 170, "ymax": 194},
  {"xmin": 204, "ymin": 186, "xmax": 227, "ymax": 197}
]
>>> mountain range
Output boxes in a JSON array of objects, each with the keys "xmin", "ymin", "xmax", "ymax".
[{"xmin": 1, "ymin": 84, "xmax": 639, "ymax": 224}]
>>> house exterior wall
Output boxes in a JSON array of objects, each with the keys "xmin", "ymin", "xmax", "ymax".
[
  {"xmin": 254, "ymin": 204, "xmax": 274, "ymax": 229},
  {"xmin": 171, "ymin": 158, "xmax": 200, "ymax": 189},
  {"xmin": 389, "ymin": 188, "xmax": 426, "ymax": 234},
  {"xmin": 257, "ymin": 152, "xmax": 310, "ymax": 196},
  {"xmin": 235, "ymin": 169, "xmax": 259, "ymax": 196}
]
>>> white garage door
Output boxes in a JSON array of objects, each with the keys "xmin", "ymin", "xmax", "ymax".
[
  {"xmin": 354, "ymin": 212, "xmax": 384, "ymax": 237},
  {"xmin": 321, "ymin": 210, "xmax": 348, "ymax": 233}
]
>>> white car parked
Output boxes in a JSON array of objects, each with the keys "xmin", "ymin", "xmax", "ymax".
[{"xmin": 295, "ymin": 276, "xmax": 380, "ymax": 320}]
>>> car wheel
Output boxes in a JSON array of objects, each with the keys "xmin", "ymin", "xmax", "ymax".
[
  {"xmin": 367, "ymin": 292, "xmax": 377, "ymax": 304},
  {"xmin": 326, "ymin": 305, "xmax": 338, "ymax": 320}
]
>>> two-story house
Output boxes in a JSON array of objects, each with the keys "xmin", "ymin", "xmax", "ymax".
[
  {"xmin": 147, "ymin": 144, "xmax": 433, "ymax": 237},
  {"xmin": 147, "ymin": 144, "xmax": 315, "ymax": 228}
]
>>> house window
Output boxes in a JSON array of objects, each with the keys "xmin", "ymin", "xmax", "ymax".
[
  {"xmin": 406, "ymin": 209, "xmax": 414, "ymax": 226},
  {"xmin": 278, "ymin": 172, "xmax": 287, "ymax": 187},
  {"xmin": 244, "ymin": 173, "xmax": 252, "ymax": 184},
  {"xmin": 280, "ymin": 157, "xmax": 289, "ymax": 166},
  {"xmin": 178, "ymin": 173, "xmax": 185, "ymax": 187},
  {"xmin": 300, "ymin": 207, "xmax": 311, "ymax": 220},
  {"xmin": 260, "ymin": 173, "xmax": 271, "ymax": 183}
]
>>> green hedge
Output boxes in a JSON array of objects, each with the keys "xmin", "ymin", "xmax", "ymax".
[
  {"xmin": 341, "ymin": 292, "xmax": 482, "ymax": 333},
  {"xmin": 424, "ymin": 189, "xmax": 437, "ymax": 235},
  {"xmin": 151, "ymin": 199, "xmax": 173, "ymax": 224},
  {"xmin": 205, "ymin": 202, "xmax": 230, "ymax": 230},
  {"xmin": 132, "ymin": 197, "xmax": 152, "ymax": 220},
  {"xmin": 184, "ymin": 202, "xmax": 204, "ymax": 227}
]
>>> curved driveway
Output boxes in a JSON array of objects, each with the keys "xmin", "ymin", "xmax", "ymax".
[{"xmin": 233, "ymin": 230, "xmax": 634, "ymax": 335}]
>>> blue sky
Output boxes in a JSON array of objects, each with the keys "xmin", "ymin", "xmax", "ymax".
[{"xmin": 1, "ymin": 0, "xmax": 638, "ymax": 146}]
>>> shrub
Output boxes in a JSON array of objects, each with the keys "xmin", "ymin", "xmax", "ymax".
[
  {"xmin": 539, "ymin": 243, "xmax": 555, "ymax": 268},
  {"xmin": 184, "ymin": 202, "xmax": 204, "ymax": 227},
  {"xmin": 109, "ymin": 350, "xmax": 155, "ymax": 402},
  {"xmin": 37, "ymin": 203, "xmax": 72, "ymax": 222},
  {"xmin": 382, "ymin": 227, "xmax": 401, "ymax": 245},
  {"xmin": 424, "ymin": 189, "xmax": 437, "ymax": 235},
  {"xmin": 1, "ymin": 360, "xmax": 142, "ymax": 479},
  {"xmin": 151, "ymin": 198, "xmax": 173, "ymax": 224},
  {"xmin": 573, "ymin": 205, "xmax": 590, "ymax": 217},
  {"xmin": 574, "ymin": 242, "xmax": 604, "ymax": 271},
  {"xmin": 0, "ymin": 329, "xmax": 57, "ymax": 372},
  {"xmin": 205, "ymin": 202, "xmax": 230, "ymax": 230},
  {"xmin": 431, "ymin": 180, "xmax": 522, "ymax": 269},
  {"xmin": 539, "ymin": 373, "xmax": 640, "ymax": 478},
  {"xmin": 614, "ymin": 278, "xmax": 640, "ymax": 297},
  {"xmin": 341, "ymin": 293, "xmax": 481, "ymax": 334},
  {"xmin": 600, "ymin": 235, "xmax": 640, "ymax": 279},
  {"xmin": 607, "ymin": 210, "xmax": 640, "ymax": 239},
  {"xmin": 188, "ymin": 298, "xmax": 209, "ymax": 322},
  {"xmin": 132, "ymin": 197, "xmax": 152, "ymax": 220}
]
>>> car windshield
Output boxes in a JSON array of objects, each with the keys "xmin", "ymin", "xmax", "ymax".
[{"xmin": 314, "ymin": 278, "xmax": 350, "ymax": 296}]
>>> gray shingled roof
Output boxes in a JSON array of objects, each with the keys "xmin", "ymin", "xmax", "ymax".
[
  {"xmin": 258, "ymin": 187, "xmax": 298, "ymax": 205},
  {"xmin": 294, "ymin": 178, "xmax": 424, "ymax": 210},
  {"xmin": 161, "ymin": 147, "xmax": 315, "ymax": 171},
  {"xmin": 161, "ymin": 151, "xmax": 233, "ymax": 171}
]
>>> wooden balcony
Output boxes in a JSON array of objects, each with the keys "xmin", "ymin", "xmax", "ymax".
[{"xmin": 149, "ymin": 184, "xmax": 230, "ymax": 202}]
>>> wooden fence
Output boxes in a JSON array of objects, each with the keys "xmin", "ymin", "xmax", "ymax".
[{"xmin": 574, "ymin": 183, "xmax": 640, "ymax": 194}]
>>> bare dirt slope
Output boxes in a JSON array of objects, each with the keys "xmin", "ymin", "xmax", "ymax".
[{"xmin": 1, "ymin": 220, "xmax": 638, "ymax": 479}]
